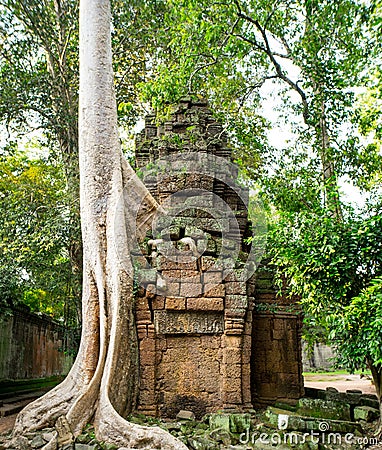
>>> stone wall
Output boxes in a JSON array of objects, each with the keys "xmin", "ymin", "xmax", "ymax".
[
  {"xmin": 302, "ymin": 342, "xmax": 336, "ymax": 371},
  {"xmin": 251, "ymin": 265, "xmax": 304, "ymax": 406},
  {"xmin": 0, "ymin": 308, "xmax": 73, "ymax": 381}
]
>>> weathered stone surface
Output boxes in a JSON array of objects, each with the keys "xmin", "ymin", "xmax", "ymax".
[
  {"xmin": 176, "ymin": 410, "xmax": 196, "ymax": 421},
  {"xmin": 135, "ymin": 99, "xmax": 303, "ymax": 417},
  {"xmin": 179, "ymin": 282, "xmax": 202, "ymax": 298},
  {"xmin": 203, "ymin": 283, "xmax": 225, "ymax": 297},
  {"xmin": 137, "ymin": 268, "xmax": 157, "ymax": 285},
  {"xmin": 61, "ymin": 444, "xmax": 74, "ymax": 450},
  {"xmin": 0, "ymin": 308, "xmax": 73, "ymax": 381},
  {"xmin": 225, "ymin": 295, "xmax": 247, "ymax": 310},
  {"xmin": 229, "ymin": 413, "xmax": 252, "ymax": 434},
  {"xmin": 30, "ymin": 435, "xmax": 47, "ymax": 448},
  {"xmin": 354, "ymin": 405, "xmax": 379, "ymax": 422},
  {"xmin": 55, "ymin": 416, "xmax": 74, "ymax": 447},
  {"xmin": 187, "ymin": 297, "xmax": 224, "ymax": 311},
  {"xmin": 154, "ymin": 311, "xmax": 224, "ymax": 334},
  {"xmin": 166, "ymin": 297, "xmax": 186, "ymax": 310},
  {"xmin": 359, "ymin": 394, "xmax": 379, "ymax": 410},
  {"xmin": 265, "ymin": 407, "xmax": 362, "ymax": 434},
  {"xmin": 209, "ymin": 414, "xmax": 231, "ymax": 432},
  {"xmin": 297, "ymin": 398, "xmax": 351, "ymax": 421},
  {"xmin": 6, "ymin": 436, "xmax": 31, "ymax": 450}
]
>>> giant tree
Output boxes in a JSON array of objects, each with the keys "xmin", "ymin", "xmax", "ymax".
[
  {"xmin": 10, "ymin": 0, "xmax": 187, "ymax": 448},
  {"xmin": 0, "ymin": 0, "xmax": 165, "ymax": 316}
]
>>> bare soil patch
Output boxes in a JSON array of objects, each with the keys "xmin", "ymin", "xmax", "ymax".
[
  {"xmin": 304, "ymin": 372, "xmax": 376, "ymax": 395},
  {"xmin": 0, "ymin": 413, "xmax": 16, "ymax": 435}
]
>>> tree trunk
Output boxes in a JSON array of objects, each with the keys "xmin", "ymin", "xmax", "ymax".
[
  {"xmin": 10, "ymin": 0, "xmax": 187, "ymax": 448},
  {"xmin": 369, "ymin": 361, "xmax": 382, "ymax": 437},
  {"xmin": 317, "ymin": 98, "xmax": 342, "ymax": 220}
]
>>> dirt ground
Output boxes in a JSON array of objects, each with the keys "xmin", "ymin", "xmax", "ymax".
[
  {"xmin": 0, "ymin": 374, "xmax": 377, "ymax": 436},
  {"xmin": 304, "ymin": 372, "xmax": 376, "ymax": 395},
  {"xmin": 0, "ymin": 414, "xmax": 16, "ymax": 435}
]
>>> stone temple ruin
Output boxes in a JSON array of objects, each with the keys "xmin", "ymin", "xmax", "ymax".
[{"xmin": 133, "ymin": 97, "xmax": 304, "ymax": 418}]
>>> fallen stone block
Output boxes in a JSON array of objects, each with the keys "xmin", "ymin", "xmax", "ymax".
[
  {"xmin": 177, "ymin": 410, "xmax": 196, "ymax": 421},
  {"xmin": 229, "ymin": 413, "xmax": 252, "ymax": 434},
  {"xmin": 209, "ymin": 413, "xmax": 231, "ymax": 432},
  {"xmin": 354, "ymin": 405, "xmax": 380, "ymax": 422},
  {"xmin": 188, "ymin": 435, "xmax": 220, "ymax": 450},
  {"xmin": 265, "ymin": 407, "xmax": 363, "ymax": 435},
  {"xmin": 359, "ymin": 394, "xmax": 379, "ymax": 410},
  {"xmin": 297, "ymin": 398, "xmax": 351, "ymax": 421}
]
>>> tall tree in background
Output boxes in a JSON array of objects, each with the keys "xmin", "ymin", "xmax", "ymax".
[
  {"xmin": 0, "ymin": 0, "xmax": 165, "ymax": 318},
  {"xmin": 11, "ymin": 0, "xmax": 187, "ymax": 448},
  {"xmin": 0, "ymin": 0, "xmax": 82, "ymax": 313},
  {"xmin": 141, "ymin": 0, "xmax": 376, "ymax": 214},
  {"xmin": 0, "ymin": 152, "xmax": 79, "ymax": 325}
]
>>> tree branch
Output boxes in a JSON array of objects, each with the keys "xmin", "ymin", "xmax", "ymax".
[
  {"xmin": 187, "ymin": 17, "xmax": 240, "ymax": 92},
  {"xmin": 232, "ymin": 0, "xmax": 310, "ymax": 123}
]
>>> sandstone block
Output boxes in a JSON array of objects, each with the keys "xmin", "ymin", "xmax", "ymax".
[
  {"xmin": 225, "ymin": 309, "xmax": 246, "ymax": 320},
  {"xmin": 140, "ymin": 337, "xmax": 155, "ymax": 353},
  {"xmin": 166, "ymin": 297, "xmax": 186, "ymax": 310},
  {"xmin": 157, "ymin": 256, "xmax": 179, "ymax": 271},
  {"xmin": 224, "ymin": 364, "xmax": 242, "ymax": 380},
  {"xmin": 201, "ymin": 256, "xmax": 217, "ymax": 271},
  {"xmin": 224, "ymin": 348, "xmax": 242, "ymax": 365},
  {"xmin": 297, "ymin": 398, "xmax": 351, "ymax": 421},
  {"xmin": 226, "ymin": 294, "xmax": 247, "ymax": 309},
  {"xmin": 137, "ymin": 268, "xmax": 157, "ymax": 285},
  {"xmin": 162, "ymin": 281, "xmax": 180, "ymax": 297},
  {"xmin": 225, "ymin": 282, "xmax": 247, "ymax": 295},
  {"xmin": 147, "ymin": 324, "xmax": 155, "ymax": 338},
  {"xmin": 181, "ymin": 270, "xmax": 200, "ymax": 279},
  {"xmin": 203, "ymin": 283, "xmax": 225, "ymax": 297},
  {"xmin": 136, "ymin": 297, "xmax": 149, "ymax": 311},
  {"xmin": 354, "ymin": 405, "xmax": 379, "ymax": 422},
  {"xmin": 161, "ymin": 269, "xmax": 181, "ymax": 278},
  {"xmin": 179, "ymin": 282, "xmax": 202, "ymax": 298},
  {"xmin": 203, "ymin": 271, "xmax": 223, "ymax": 284},
  {"xmin": 151, "ymin": 296, "xmax": 165, "ymax": 310},
  {"xmin": 209, "ymin": 413, "xmax": 230, "ymax": 432},
  {"xmin": 137, "ymin": 324, "xmax": 147, "ymax": 339},
  {"xmin": 224, "ymin": 390, "xmax": 242, "ymax": 404},
  {"xmin": 136, "ymin": 310, "xmax": 152, "ymax": 323},
  {"xmin": 146, "ymin": 285, "xmax": 156, "ymax": 299},
  {"xmin": 176, "ymin": 410, "xmax": 196, "ymax": 421},
  {"xmin": 229, "ymin": 413, "xmax": 252, "ymax": 434},
  {"xmin": 187, "ymin": 297, "xmax": 224, "ymax": 311}
]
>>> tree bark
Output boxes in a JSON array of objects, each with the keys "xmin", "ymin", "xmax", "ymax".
[
  {"xmin": 369, "ymin": 361, "xmax": 382, "ymax": 437},
  {"xmin": 11, "ymin": 0, "xmax": 187, "ymax": 448}
]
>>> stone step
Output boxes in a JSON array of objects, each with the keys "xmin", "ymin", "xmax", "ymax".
[
  {"xmin": 0, "ymin": 387, "xmax": 37, "ymax": 401},
  {"xmin": 265, "ymin": 407, "xmax": 363, "ymax": 435},
  {"xmin": 1, "ymin": 389, "xmax": 47, "ymax": 405},
  {"xmin": 0, "ymin": 399, "xmax": 32, "ymax": 417}
]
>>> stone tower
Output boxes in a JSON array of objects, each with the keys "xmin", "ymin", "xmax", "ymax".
[{"xmin": 133, "ymin": 97, "xmax": 303, "ymax": 417}]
